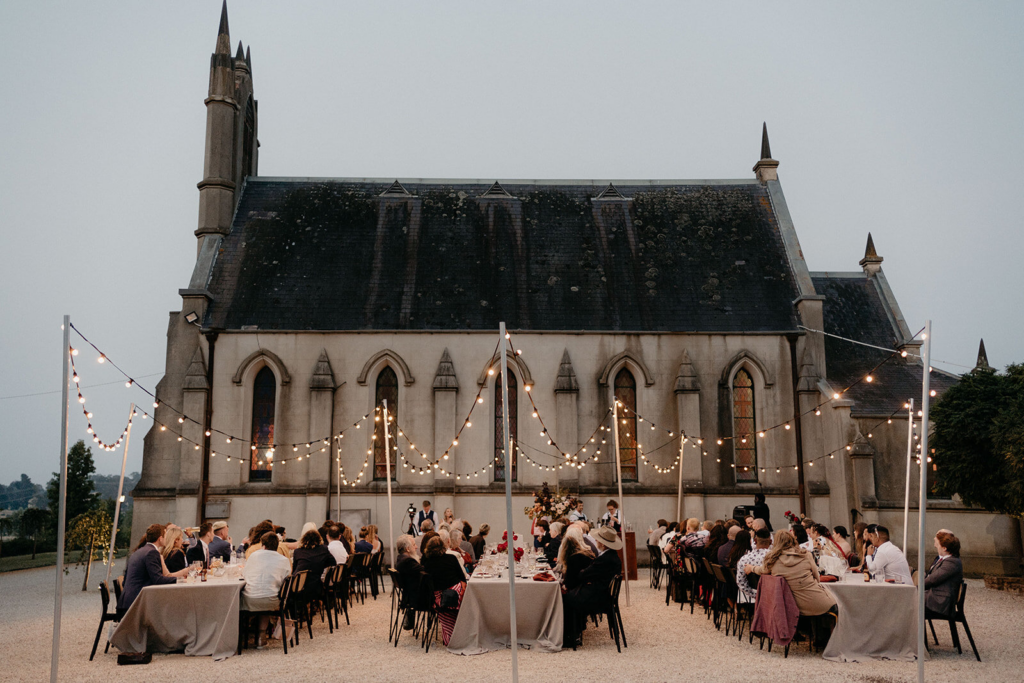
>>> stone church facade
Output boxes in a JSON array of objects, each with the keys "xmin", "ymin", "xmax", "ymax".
[{"xmin": 132, "ymin": 5, "xmax": 1020, "ymax": 574}]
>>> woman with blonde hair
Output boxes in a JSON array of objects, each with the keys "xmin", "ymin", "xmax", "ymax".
[
  {"xmin": 556, "ymin": 526, "xmax": 594, "ymax": 591},
  {"xmin": 367, "ymin": 524, "xmax": 382, "ymax": 554},
  {"xmin": 161, "ymin": 526, "xmax": 188, "ymax": 573},
  {"xmin": 443, "ymin": 508, "xmax": 456, "ymax": 526}
]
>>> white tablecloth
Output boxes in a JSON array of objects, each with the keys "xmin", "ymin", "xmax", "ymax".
[
  {"xmin": 110, "ymin": 577, "xmax": 244, "ymax": 661},
  {"xmin": 822, "ymin": 575, "xmax": 924, "ymax": 662},
  {"xmin": 447, "ymin": 576, "xmax": 563, "ymax": 655}
]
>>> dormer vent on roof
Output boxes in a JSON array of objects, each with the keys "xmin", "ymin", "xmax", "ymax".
[
  {"xmin": 593, "ymin": 183, "xmax": 628, "ymax": 201},
  {"xmin": 380, "ymin": 180, "xmax": 412, "ymax": 197},
  {"xmin": 479, "ymin": 181, "xmax": 513, "ymax": 198}
]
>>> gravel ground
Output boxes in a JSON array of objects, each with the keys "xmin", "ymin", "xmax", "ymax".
[{"xmin": 2, "ymin": 560, "xmax": 1020, "ymax": 683}]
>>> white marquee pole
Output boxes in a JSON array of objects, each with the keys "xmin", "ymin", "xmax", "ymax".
[
  {"xmin": 382, "ymin": 399, "xmax": 396, "ymax": 571},
  {"xmin": 676, "ymin": 435, "xmax": 685, "ymax": 523},
  {"xmin": 499, "ymin": 323, "xmax": 519, "ymax": 682},
  {"xmin": 902, "ymin": 398, "xmax": 914, "ymax": 556},
  {"xmin": 51, "ymin": 315, "xmax": 71, "ymax": 683},
  {"xmin": 336, "ymin": 436, "xmax": 342, "ymax": 520},
  {"xmin": 610, "ymin": 397, "xmax": 630, "ymax": 606},
  {"xmin": 105, "ymin": 403, "xmax": 134, "ymax": 585},
  {"xmin": 917, "ymin": 322, "xmax": 933, "ymax": 683}
]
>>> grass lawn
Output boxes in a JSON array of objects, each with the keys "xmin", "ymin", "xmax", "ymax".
[{"xmin": 0, "ymin": 548, "xmax": 128, "ymax": 573}]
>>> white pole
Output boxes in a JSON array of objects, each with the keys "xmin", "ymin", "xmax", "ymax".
[
  {"xmin": 336, "ymin": 436, "xmax": 342, "ymax": 520},
  {"xmin": 382, "ymin": 399, "xmax": 396, "ymax": 571},
  {"xmin": 105, "ymin": 403, "xmax": 134, "ymax": 585},
  {"xmin": 610, "ymin": 397, "xmax": 630, "ymax": 606},
  {"xmin": 917, "ymin": 322, "xmax": 932, "ymax": 682},
  {"xmin": 51, "ymin": 315, "xmax": 70, "ymax": 683},
  {"xmin": 902, "ymin": 398, "xmax": 914, "ymax": 556},
  {"xmin": 676, "ymin": 435, "xmax": 685, "ymax": 523},
  {"xmin": 499, "ymin": 323, "xmax": 519, "ymax": 682}
]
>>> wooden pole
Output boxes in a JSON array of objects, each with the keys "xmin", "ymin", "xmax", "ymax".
[
  {"xmin": 917, "ymin": 322, "xmax": 932, "ymax": 682},
  {"xmin": 902, "ymin": 398, "xmax": 914, "ymax": 556},
  {"xmin": 51, "ymin": 315, "xmax": 71, "ymax": 683},
  {"xmin": 610, "ymin": 397, "xmax": 630, "ymax": 606},
  {"xmin": 105, "ymin": 403, "xmax": 134, "ymax": 585},
  {"xmin": 499, "ymin": 323, "xmax": 519, "ymax": 682},
  {"xmin": 382, "ymin": 399, "xmax": 396, "ymax": 571}
]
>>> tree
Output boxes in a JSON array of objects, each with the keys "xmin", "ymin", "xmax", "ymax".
[
  {"xmin": 20, "ymin": 508, "xmax": 50, "ymax": 559},
  {"xmin": 46, "ymin": 440, "xmax": 101, "ymax": 533},
  {"xmin": 0, "ymin": 515, "xmax": 14, "ymax": 558},
  {"xmin": 65, "ymin": 508, "xmax": 111, "ymax": 591}
]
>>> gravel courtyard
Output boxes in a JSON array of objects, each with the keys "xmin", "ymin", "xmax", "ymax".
[{"xmin": 3, "ymin": 560, "xmax": 1020, "ymax": 683}]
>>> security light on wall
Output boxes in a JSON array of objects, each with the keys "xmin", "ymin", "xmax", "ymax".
[{"xmin": 184, "ymin": 311, "xmax": 200, "ymax": 326}]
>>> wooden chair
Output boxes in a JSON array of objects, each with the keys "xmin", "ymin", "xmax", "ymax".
[
  {"xmin": 573, "ymin": 574, "xmax": 627, "ymax": 652},
  {"xmin": 239, "ymin": 572, "xmax": 295, "ymax": 654},
  {"xmin": 284, "ymin": 570, "xmax": 314, "ymax": 642},
  {"xmin": 349, "ymin": 553, "xmax": 371, "ymax": 605},
  {"xmin": 927, "ymin": 581, "xmax": 981, "ymax": 661},
  {"xmin": 321, "ymin": 564, "xmax": 343, "ymax": 633},
  {"xmin": 89, "ymin": 581, "xmax": 120, "ymax": 661}
]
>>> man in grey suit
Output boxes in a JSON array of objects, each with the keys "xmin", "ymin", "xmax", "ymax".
[
  {"xmin": 924, "ymin": 530, "xmax": 963, "ymax": 618},
  {"xmin": 116, "ymin": 524, "xmax": 187, "ymax": 618}
]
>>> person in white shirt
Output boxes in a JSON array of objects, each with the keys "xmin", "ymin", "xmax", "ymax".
[
  {"xmin": 414, "ymin": 501, "xmax": 440, "ymax": 536},
  {"xmin": 569, "ymin": 500, "xmax": 588, "ymax": 523},
  {"xmin": 242, "ymin": 532, "xmax": 292, "ymax": 647},
  {"xmin": 862, "ymin": 525, "xmax": 913, "ymax": 584},
  {"xmin": 325, "ymin": 525, "xmax": 349, "ymax": 565},
  {"xmin": 736, "ymin": 529, "xmax": 772, "ymax": 601},
  {"xmin": 600, "ymin": 500, "xmax": 621, "ymax": 531}
]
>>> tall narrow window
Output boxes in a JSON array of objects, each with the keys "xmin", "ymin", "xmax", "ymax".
[
  {"xmin": 249, "ymin": 366, "xmax": 275, "ymax": 482},
  {"xmin": 494, "ymin": 371, "xmax": 518, "ymax": 482},
  {"xmin": 733, "ymin": 368, "xmax": 757, "ymax": 482},
  {"xmin": 614, "ymin": 369, "xmax": 638, "ymax": 481},
  {"xmin": 241, "ymin": 96, "xmax": 255, "ymax": 178},
  {"xmin": 374, "ymin": 367, "xmax": 398, "ymax": 480}
]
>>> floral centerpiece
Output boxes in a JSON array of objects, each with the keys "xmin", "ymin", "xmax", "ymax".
[
  {"xmin": 524, "ymin": 482, "xmax": 576, "ymax": 521},
  {"xmin": 494, "ymin": 531, "xmax": 524, "ymax": 562},
  {"xmin": 783, "ymin": 510, "xmax": 803, "ymax": 526}
]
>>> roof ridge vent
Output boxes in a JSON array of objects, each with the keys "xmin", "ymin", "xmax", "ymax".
[
  {"xmin": 380, "ymin": 180, "xmax": 412, "ymax": 197},
  {"xmin": 479, "ymin": 181, "xmax": 512, "ymax": 198},
  {"xmin": 594, "ymin": 183, "xmax": 626, "ymax": 200}
]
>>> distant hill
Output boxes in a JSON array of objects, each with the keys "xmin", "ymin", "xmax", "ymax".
[
  {"xmin": 0, "ymin": 474, "xmax": 47, "ymax": 510},
  {"xmin": 92, "ymin": 472, "xmax": 140, "ymax": 508}
]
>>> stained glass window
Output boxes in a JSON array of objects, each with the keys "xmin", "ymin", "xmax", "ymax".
[
  {"xmin": 249, "ymin": 366, "xmax": 275, "ymax": 482},
  {"xmin": 374, "ymin": 367, "xmax": 398, "ymax": 480},
  {"xmin": 494, "ymin": 371, "xmax": 517, "ymax": 482},
  {"xmin": 615, "ymin": 369, "xmax": 638, "ymax": 481},
  {"xmin": 733, "ymin": 368, "xmax": 757, "ymax": 482}
]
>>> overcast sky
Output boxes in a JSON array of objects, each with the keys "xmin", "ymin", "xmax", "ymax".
[{"xmin": 1, "ymin": 1, "xmax": 1021, "ymax": 488}]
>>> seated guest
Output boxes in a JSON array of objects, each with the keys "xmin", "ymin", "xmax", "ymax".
[
  {"xmin": 117, "ymin": 524, "xmax": 186, "ymax": 617},
  {"xmin": 747, "ymin": 531, "xmax": 836, "ymax": 647},
  {"xmin": 367, "ymin": 525, "xmax": 383, "ymax": 554},
  {"xmin": 735, "ymin": 529, "xmax": 771, "ymax": 601},
  {"xmin": 246, "ymin": 520, "xmax": 292, "ymax": 560},
  {"xmin": 744, "ymin": 515, "xmax": 756, "ymax": 531},
  {"xmin": 726, "ymin": 530, "xmax": 752, "ymax": 570},
  {"xmin": 534, "ymin": 519, "xmax": 551, "ymax": 550},
  {"xmin": 648, "ymin": 519, "xmax": 668, "ymax": 547},
  {"xmin": 341, "ymin": 525, "xmax": 356, "ymax": 553},
  {"xmin": 924, "ymin": 531, "xmax": 963, "ymax": 618},
  {"xmin": 449, "ymin": 529, "xmax": 474, "ymax": 569},
  {"xmin": 325, "ymin": 525, "xmax": 349, "ymax": 565},
  {"xmin": 291, "ymin": 529, "xmax": 336, "ymax": 598},
  {"xmin": 850, "ymin": 522, "xmax": 868, "ymax": 568},
  {"xmin": 658, "ymin": 522, "xmax": 679, "ymax": 550},
  {"xmin": 186, "ymin": 522, "xmax": 215, "ymax": 568},
  {"xmin": 395, "ymin": 534, "xmax": 429, "ymax": 628},
  {"xmin": 810, "ymin": 524, "xmax": 846, "ymax": 560},
  {"xmin": 354, "ymin": 527, "xmax": 373, "ymax": 554},
  {"xmin": 556, "ymin": 526, "xmax": 594, "ymax": 591},
  {"xmin": 438, "ymin": 529, "xmax": 468, "ymax": 578},
  {"xmin": 209, "ymin": 521, "xmax": 233, "ymax": 562},
  {"xmin": 457, "ymin": 525, "xmax": 476, "ymax": 561},
  {"xmin": 421, "ymin": 536, "xmax": 467, "ymax": 645},
  {"xmin": 544, "ymin": 522, "xmax": 565, "ymax": 563},
  {"xmin": 563, "ymin": 526, "xmax": 623, "ymax": 646},
  {"xmin": 576, "ymin": 521, "xmax": 599, "ymax": 555},
  {"xmin": 718, "ymin": 525, "xmax": 740, "ymax": 565},
  {"xmin": 832, "ymin": 526, "xmax": 852, "ymax": 558},
  {"xmin": 861, "ymin": 525, "xmax": 913, "ymax": 584},
  {"xmin": 318, "ymin": 519, "xmax": 335, "ymax": 544},
  {"xmin": 792, "ymin": 523, "xmax": 813, "ymax": 552},
  {"xmin": 161, "ymin": 526, "xmax": 188, "ymax": 573},
  {"xmin": 469, "ymin": 524, "xmax": 489, "ymax": 559},
  {"xmin": 704, "ymin": 523, "xmax": 728, "ymax": 564},
  {"xmin": 413, "ymin": 519, "xmax": 434, "ymax": 554},
  {"xmin": 681, "ymin": 518, "xmax": 706, "ymax": 554},
  {"xmin": 241, "ymin": 533, "xmax": 292, "ymax": 648}
]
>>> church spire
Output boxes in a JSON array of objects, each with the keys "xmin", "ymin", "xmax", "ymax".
[
  {"xmin": 859, "ymin": 232, "xmax": 883, "ymax": 276},
  {"xmin": 215, "ymin": 1, "xmax": 231, "ymax": 56},
  {"xmin": 753, "ymin": 122, "xmax": 779, "ymax": 183},
  {"xmin": 973, "ymin": 339, "xmax": 994, "ymax": 374},
  {"xmin": 235, "ymin": 40, "xmax": 245, "ymax": 62}
]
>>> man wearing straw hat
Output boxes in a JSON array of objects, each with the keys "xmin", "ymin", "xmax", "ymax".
[{"xmin": 562, "ymin": 526, "xmax": 623, "ymax": 647}]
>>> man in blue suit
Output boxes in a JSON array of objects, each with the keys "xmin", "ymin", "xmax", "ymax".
[
  {"xmin": 208, "ymin": 521, "xmax": 233, "ymax": 563},
  {"xmin": 116, "ymin": 524, "xmax": 186, "ymax": 618}
]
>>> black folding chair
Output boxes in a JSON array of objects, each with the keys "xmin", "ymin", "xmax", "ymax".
[
  {"xmin": 647, "ymin": 544, "xmax": 665, "ymax": 589},
  {"xmin": 349, "ymin": 553, "xmax": 371, "ymax": 604},
  {"xmin": 89, "ymin": 581, "xmax": 120, "ymax": 660},
  {"xmin": 387, "ymin": 568, "xmax": 404, "ymax": 643},
  {"xmin": 927, "ymin": 581, "xmax": 980, "ymax": 661},
  {"xmin": 239, "ymin": 571, "xmax": 295, "ymax": 654}
]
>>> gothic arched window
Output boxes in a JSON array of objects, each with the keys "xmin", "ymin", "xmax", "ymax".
[
  {"xmin": 615, "ymin": 368, "xmax": 638, "ymax": 481},
  {"xmin": 374, "ymin": 367, "xmax": 398, "ymax": 480},
  {"xmin": 494, "ymin": 371, "xmax": 518, "ymax": 482},
  {"xmin": 733, "ymin": 368, "xmax": 758, "ymax": 482},
  {"xmin": 241, "ymin": 96, "xmax": 255, "ymax": 179},
  {"xmin": 249, "ymin": 366, "xmax": 275, "ymax": 481}
]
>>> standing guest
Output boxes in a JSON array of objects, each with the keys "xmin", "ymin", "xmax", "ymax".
[
  {"xmin": 469, "ymin": 524, "xmax": 489, "ymax": 559},
  {"xmin": 648, "ymin": 519, "xmax": 668, "ymax": 547},
  {"xmin": 421, "ymin": 536, "xmax": 467, "ymax": 646},
  {"xmin": 161, "ymin": 527, "xmax": 188, "ymax": 573},
  {"xmin": 832, "ymin": 526, "xmax": 852, "ymax": 558},
  {"xmin": 544, "ymin": 522, "xmax": 565, "ymax": 563},
  {"xmin": 117, "ymin": 524, "xmax": 186, "ymax": 617},
  {"xmin": 563, "ymin": 526, "xmax": 623, "ymax": 647},
  {"xmin": 569, "ymin": 499, "xmax": 589, "ymax": 523},
  {"xmin": 355, "ymin": 527, "xmax": 373, "ymax": 554},
  {"xmin": 241, "ymin": 533, "xmax": 292, "ymax": 648},
  {"xmin": 752, "ymin": 492, "xmax": 773, "ymax": 532},
  {"xmin": 186, "ymin": 523, "xmax": 214, "ymax": 568},
  {"xmin": 414, "ymin": 501, "xmax": 440, "ymax": 536},
  {"xmin": 395, "ymin": 535, "xmax": 428, "ymax": 629},
  {"xmin": 556, "ymin": 526, "xmax": 595, "ymax": 591},
  {"xmin": 735, "ymin": 529, "xmax": 770, "ymax": 601},
  {"xmin": 325, "ymin": 525, "xmax": 349, "ymax": 565},
  {"xmin": 718, "ymin": 525, "xmax": 740, "ymax": 565},
  {"xmin": 600, "ymin": 500, "xmax": 621, "ymax": 531},
  {"xmin": 443, "ymin": 508, "xmax": 456, "ymax": 527},
  {"xmin": 861, "ymin": 525, "xmax": 913, "ymax": 584},
  {"xmin": 209, "ymin": 521, "xmax": 232, "ymax": 562},
  {"xmin": 924, "ymin": 531, "xmax": 963, "ymax": 618},
  {"xmin": 291, "ymin": 529, "xmax": 336, "ymax": 598}
]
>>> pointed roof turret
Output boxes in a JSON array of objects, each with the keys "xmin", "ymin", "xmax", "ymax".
[
  {"xmin": 215, "ymin": 1, "xmax": 231, "ymax": 55},
  {"xmin": 245, "ymin": 45, "xmax": 251, "ymax": 68},
  {"xmin": 555, "ymin": 350, "xmax": 579, "ymax": 393},
  {"xmin": 310, "ymin": 349, "xmax": 335, "ymax": 389},
  {"xmin": 973, "ymin": 339, "xmax": 994, "ymax": 374},
  {"xmin": 859, "ymin": 232, "xmax": 883, "ymax": 275},
  {"xmin": 753, "ymin": 122, "xmax": 779, "ymax": 183},
  {"xmin": 433, "ymin": 349, "xmax": 459, "ymax": 390},
  {"xmin": 235, "ymin": 40, "xmax": 245, "ymax": 61}
]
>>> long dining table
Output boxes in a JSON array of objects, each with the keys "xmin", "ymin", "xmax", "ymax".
[{"xmin": 822, "ymin": 572, "xmax": 924, "ymax": 662}]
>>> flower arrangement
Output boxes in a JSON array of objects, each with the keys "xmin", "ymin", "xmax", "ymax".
[
  {"xmin": 783, "ymin": 510, "xmax": 803, "ymax": 526},
  {"xmin": 524, "ymin": 482, "xmax": 576, "ymax": 521},
  {"xmin": 495, "ymin": 542, "xmax": 524, "ymax": 562}
]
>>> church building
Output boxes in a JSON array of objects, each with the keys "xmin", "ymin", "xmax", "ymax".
[{"xmin": 132, "ymin": 4, "xmax": 1019, "ymax": 574}]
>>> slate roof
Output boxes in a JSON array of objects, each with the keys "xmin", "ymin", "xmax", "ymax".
[
  {"xmin": 813, "ymin": 273, "xmax": 957, "ymax": 416},
  {"xmin": 203, "ymin": 178, "xmax": 802, "ymax": 332}
]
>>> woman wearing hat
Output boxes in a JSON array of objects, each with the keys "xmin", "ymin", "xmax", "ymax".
[{"xmin": 562, "ymin": 525, "xmax": 623, "ymax": 647}]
